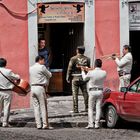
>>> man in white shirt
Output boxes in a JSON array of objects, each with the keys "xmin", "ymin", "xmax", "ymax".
[
  {"xmin": 112, "ymin": 45, "xmax": 133, "ymax": 90},
  {"xmin": 82, "ymin": 59, "xmax": 107, "ymax": 129},
  {"xmin": 30, "ymin": 55, "xmax": 53, "ymax": 129},
  {"xmin": 0, "ymin": 58, "xmax": 20, "ymax": 127}
]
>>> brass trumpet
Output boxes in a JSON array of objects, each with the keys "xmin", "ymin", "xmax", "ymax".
[
  {"xmin": 100, "ymin": 53, "xmax": 120, "ymax": 60},
  {"xmin": 77, "ymin": 53, "xmax": 120, "ymax": 72}
]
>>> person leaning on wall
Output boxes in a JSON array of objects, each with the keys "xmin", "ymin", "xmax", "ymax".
[{"xmin": 38, "ymin": 38, "xmax": 52, "ymax": 69}]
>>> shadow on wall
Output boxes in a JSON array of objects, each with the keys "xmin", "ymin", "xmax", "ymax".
[{"xmin": 0, "ymin": 3, "xmax": 28, "ymax": 20}]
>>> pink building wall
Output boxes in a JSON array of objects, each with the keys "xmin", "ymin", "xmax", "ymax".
[
  {"xmin": 0, "ymin": 0, "xmax": 121, "ymax": 109},
  {"xmin": 95, "ymin": 0, "xmax": 120, "ymax": 90},
  {"xmin": 0, "ymin": 0, "xmax": 30, "ymax": 109}
]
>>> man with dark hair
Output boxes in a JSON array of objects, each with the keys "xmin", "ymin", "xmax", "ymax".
[
  {"xmin": 30, "ymin": 55, "xmax": 53, "ymax": 129},
  {"xmin": 112, "ymin": 45, "xmax": 133, "ymax": 90},
  {"xmin": 0, "ymin": 58, "xmax": 7, "ymax": 67},
  {"xmin": 82, "ymin": 59, "xmax": 107, "ymax": 129},
  {"xmin": 0, "ymin": 58, "xmax": 20, "ymax": 127},
  {"xmin": 38, "ymin": 38, "xmax": 52, "ymax": 69},
  {"xmin": 66, "ymin": 46, "xmax": 90, "ymax": 113}
]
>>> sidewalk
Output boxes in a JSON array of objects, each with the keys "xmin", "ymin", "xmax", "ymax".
[{"xmin": 9, "ymin": 95, "xmax": 89, "ymax": 128}]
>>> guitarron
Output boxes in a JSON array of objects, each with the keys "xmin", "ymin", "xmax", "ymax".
[{"xmin": 12, "ymin": 79, "xmax": 31, "ymax": 96}]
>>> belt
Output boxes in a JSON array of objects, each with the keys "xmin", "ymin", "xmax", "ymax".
[
  {"xmin": 31, "ymin": 84, "xmax": 46, "ymax": 87},
  {"xmin": 71, "ymin": 74, "xmax": 82, "ymax": 77},
  {"xmin": 89, "ymin": 87, "xmax": 103, "ymax": 91},
  {"xmin": 0, "ymin": 89, "xmax": 11, "ymax": 91},
  {"xmin": 118, "ymin": 71, "xmax": 130, "ymax": 77}
]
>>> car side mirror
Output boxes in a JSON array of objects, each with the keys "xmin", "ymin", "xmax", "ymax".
[{"xmin": 120, "ymin": 87, "xmax": 128, "ymax": 93}]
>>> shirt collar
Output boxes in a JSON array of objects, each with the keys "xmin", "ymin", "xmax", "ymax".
[
  {"xmin": 95, "ymin": 67, "xmax": 101, "ymax": 70},
  {"xmin": 35, "ymin": 63, "xmax": 40, "ymax": 65},
  {"xmin": 77, "ymin": 54, "xmax": 83, "ymax": 56}
]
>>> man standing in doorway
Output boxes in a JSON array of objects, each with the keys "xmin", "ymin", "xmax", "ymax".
[
  {"xmin": 112, "ymin": 45, "xmax": 133, "ymax": 90},
  {"xmin": 38, "ymin": 38, "xmax": 52, "ymax": 69},
  {"xmin": 30, "ymin": 55, "xmax": 53, "ymax": 129},
  {"xmin": 82, "ymin": 59, "xmax": 107, "ymax": 129},
  {"xmin": 0, "ymin": 58, "xmax": 20, "ymax": 127},
  {"xmin": 66, "ymin": 46, "xmax": 90, "ymax": 113}
]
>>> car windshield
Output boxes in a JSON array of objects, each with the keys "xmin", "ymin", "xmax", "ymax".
[{"xmin": 129, "ymin": 79, "xmax": 140, "ymax": 93}]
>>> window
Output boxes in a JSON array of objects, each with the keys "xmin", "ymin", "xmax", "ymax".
[{"xmin": 129, "ymin": 80, "xmax": 140, "ymax": 93}]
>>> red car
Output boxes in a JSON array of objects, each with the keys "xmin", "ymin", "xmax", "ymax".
[{"xmin": 102, "ymin": 76, "xmax": 140, "ymax": 128}]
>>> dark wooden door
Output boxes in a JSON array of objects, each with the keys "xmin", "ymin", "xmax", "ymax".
[
  {"xmin": 130, "ymin": 31, "xmax": 140, "ymax": 82},
  {"xmin": 50, "ymin": 23, "xmax": 84, "ymax": 94}
]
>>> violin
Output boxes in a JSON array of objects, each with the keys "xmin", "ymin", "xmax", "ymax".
[{"xmin": 80, "ymin": 66, "xmax": 94, "ymax": 72}]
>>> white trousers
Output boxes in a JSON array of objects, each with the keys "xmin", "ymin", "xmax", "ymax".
[
  {"xmin": 31, "ymin": 86, "xmax": 48, "ymax": 128},
  {"xmin": 88, "ymin": 90, "xmax": 103, "ymax": 127},
  {"xmin": 0, "ymin": 91, "xmax": 12, "ymax": 126},
  {"xmin": 119, "ymin": 74, "xmax": 131, "ymax": 90}
]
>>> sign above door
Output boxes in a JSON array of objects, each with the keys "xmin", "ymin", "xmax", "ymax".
[{"xmin": 37, "ymin": 3, "xmax": 85, "ymax": 23}]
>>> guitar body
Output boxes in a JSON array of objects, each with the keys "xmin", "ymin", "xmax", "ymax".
[{"xmin": 12, "ymin": 79, "xmax": 31, "ymax": 96}]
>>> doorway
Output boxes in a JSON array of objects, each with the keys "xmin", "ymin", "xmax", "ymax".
[
  {"xmin": 45, "ymin": 23, "xmax": 84, "ymax": 94},
  {"xmin": 130, "ymin": 31, "xmax": 140, "ymax": 81}
]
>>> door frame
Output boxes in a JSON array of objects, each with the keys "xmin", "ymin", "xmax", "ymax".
[
  {"xmin": 119, "ymin": 0, "xmax": 130, "ymax": 54},
  {"xmin": 119, "ymin": 0, "xmax": 140, "ymax": 53},
  {"xmin": 28, "ymin": 0, "xmax": 95, "ymax": 67}
]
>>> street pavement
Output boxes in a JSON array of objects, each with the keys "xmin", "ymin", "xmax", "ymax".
[
  {"xmin": 1, "ymin": 95, "xmax": 140, "ymax": 140},
  {"xmin": 8, "ymin": 95, "xmax": 89, "ymax": 128}
]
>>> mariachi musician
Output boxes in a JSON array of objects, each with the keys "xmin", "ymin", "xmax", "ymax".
[
  {"xmin": 81, "ymin": 59, "xmax": 107, "ymax": 129},
  {"xmin": 82, "ymin": 45, "xmax": 133, "ymax": 91},
  {"xmin": 111, "ymin": 45, "xmax": 133, "ymax": 90},
  {"xmin": 0, "ymin": 58, "xmax": 20, "ymax": 127},
  {"xmin": 30, "ymin": 55, "xmax": 53, "ymax": 129},
  {"xmin": 66, "ymin": 46, "xmax": 90, "ymax": 113}
]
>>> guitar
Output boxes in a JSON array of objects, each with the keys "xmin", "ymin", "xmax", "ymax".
[{"xmin": 12, "ymin": 79, "xmax": 31, "ymax": 96}]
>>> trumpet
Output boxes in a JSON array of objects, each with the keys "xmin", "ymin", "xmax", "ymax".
[{"xmin": 100, "ymin": 53, "xmax": 120, "ymax": 60}]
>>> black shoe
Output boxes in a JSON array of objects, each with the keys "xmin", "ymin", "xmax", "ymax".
[
  {"xmin": 2, "ymin": 124, "xmax": 12, "ymax": 128},
  {"xmin": 37, "ymin": 127, "xmax": 42, "ymax": 130}
]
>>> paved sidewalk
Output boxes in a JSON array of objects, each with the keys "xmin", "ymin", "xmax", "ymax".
[{"xmin": 8, "ymin": 95, "xmax": 90, "ymax": 128}]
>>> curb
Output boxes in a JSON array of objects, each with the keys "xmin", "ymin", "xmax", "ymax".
[
  {"xmin": 9, "ymin": 120, "xmax": 106, "ymax": 128},
  {"xmin": 10, "ymin": 112, "xmax": 88, "ymax": 120},
  {"xmin": 49, "ymin": 112, "xmax": 88, "ymax": 118},
  {"xmin": 10, "ymin": 113, "xmax": 88, "ymax": 124},
  {"xmin": 9, "ymin": 121, "xmax": 88, "ymax": 128}
]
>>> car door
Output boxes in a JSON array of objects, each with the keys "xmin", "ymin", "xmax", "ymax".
[{"xmin": 119, "ymin": 79, "xmax": 140, "ymax": 119}]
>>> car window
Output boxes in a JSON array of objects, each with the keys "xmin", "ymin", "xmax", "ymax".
[{"xmin": 129, "ymin": 80, "xmax": 140, "ymax": 93}]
